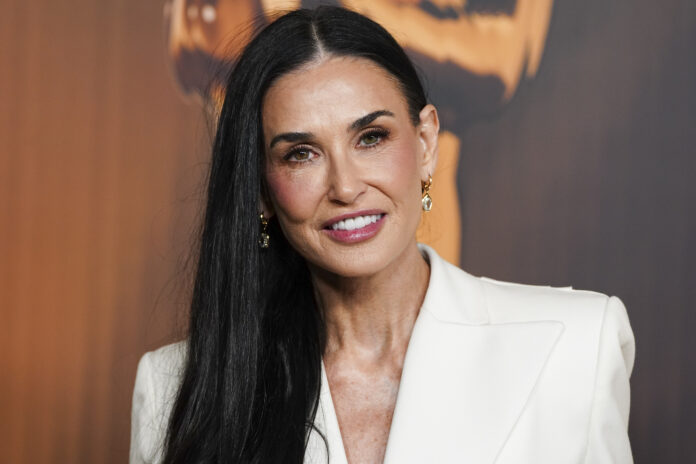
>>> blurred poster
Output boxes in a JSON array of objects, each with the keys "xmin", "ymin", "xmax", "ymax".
[{"xmin": 163, "ymin": 0, "xmax": 555, "ymax": 265}]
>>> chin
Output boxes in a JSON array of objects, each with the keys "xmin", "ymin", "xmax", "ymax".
[{"xmin": 306, "ymin": 240, "xmax": 405, "ymax": 279}]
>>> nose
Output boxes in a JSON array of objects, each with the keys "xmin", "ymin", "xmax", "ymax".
[{"xmin": 326, "ymin": 152, "xmax": 367, "ymax": 205}]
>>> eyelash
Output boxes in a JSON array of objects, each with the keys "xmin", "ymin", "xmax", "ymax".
[{"xmin": 282, "ymin": 128, "xmax": 391, "ymax": 163}]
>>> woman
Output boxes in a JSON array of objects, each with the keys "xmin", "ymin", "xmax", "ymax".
[{"xmin": 130, "ymin": 6, "xmax": 635, "ymax": 464}]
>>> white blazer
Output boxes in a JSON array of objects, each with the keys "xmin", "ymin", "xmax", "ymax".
[{"xmin": 130, "ymin": 243, "xmax": 636, "ymax": 464}]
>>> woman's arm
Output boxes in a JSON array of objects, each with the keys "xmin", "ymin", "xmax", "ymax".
[{"xmin": 583, "ymin": 295, "xmax": 636, "ymax": 463}]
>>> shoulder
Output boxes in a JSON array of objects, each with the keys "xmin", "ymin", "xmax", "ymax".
[
  {"xmin": 478, "ymin": 273, "xmax": 633, "ymax": 350},
  {"xmin": 478, "ymin": 273, "xmax": 609, "ymax": 323},
  {"xmin": 479, "ymin": 274, "xmax": 635, "ymax": 368},
  {"xmin": 130, "ymin": 341, "xmax": 187, "ymax": 464},
  {"xmin": 137, "ymin": 341, "xmax": 188, "ymax": 387},
  {"xmin": 420, "ymin": 242, "xmax": 619, "ymax": 325},
  {"xmin": 420, "ymin": 242, "xmax": 634, "ymax": 367},
  {"xmin": 134, "ymin": 341, "xmax": 188, "ymax": 415}
]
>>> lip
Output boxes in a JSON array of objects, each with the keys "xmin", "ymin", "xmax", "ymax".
[
  {"xmin": 321, "ymin": 209, "xmax": 387, "ymax": 244},
  {"xmin": 321, "ymin": 209, "xmax": 386, "ymax": 229}
]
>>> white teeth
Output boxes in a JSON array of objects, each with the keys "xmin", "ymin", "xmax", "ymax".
[{"xmin": 330, "ymin": 214, "xmax": 383, "ymax": 231}]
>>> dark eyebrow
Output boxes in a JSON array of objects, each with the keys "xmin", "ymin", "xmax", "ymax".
[
  {"xmin": 269, "ymin": 131, "xmax": 313, "ymax": 149},
  {"xmin": 268, "ymin": 109, "xmax": 395, "ymax": 149},
  {"xmin": 348, "ymin": 109, "xmax": 395, "ymax": 132}
]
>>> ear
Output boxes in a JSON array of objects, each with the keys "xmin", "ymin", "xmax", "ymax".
[
  {"xmin": 416, "ymin": 103, "xmax": 440, "ymax": 181},
  {"xmin": 259, "ymin": 178, "xmax": 276, "ymax": 219},
  {"xmin": 260, "ymin": 198, "xmax": 275, "ymax": 219}
]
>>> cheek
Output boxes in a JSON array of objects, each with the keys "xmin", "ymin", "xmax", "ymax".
[
  {"xmin": 373, "ymin": 138, "xmax": 421, "ymax": 203},
  {"xmin": 265, "ymin": 169, "xmax": 324, "ymax": 224}
]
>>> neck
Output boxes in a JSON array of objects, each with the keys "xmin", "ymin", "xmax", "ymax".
[{"xmin": 310, "ymin": 242, "xmax": 430, "ymax": 366}]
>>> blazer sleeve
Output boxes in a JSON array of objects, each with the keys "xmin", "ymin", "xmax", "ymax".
[
  {"xmin": 583, "ymin": 295, "xmax": 636, "ymax": 464},
  {"xmin": 130, "ymin": 352, "xmax": 164, "ymax": 464}
]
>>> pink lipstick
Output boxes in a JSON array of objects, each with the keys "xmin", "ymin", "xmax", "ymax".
[{"xmin": 322, "ymin": 210, "xmax": 386, "ymax": 244}]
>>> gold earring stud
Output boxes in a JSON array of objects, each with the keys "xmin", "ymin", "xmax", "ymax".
[
  {"xmin": 259, "ymin": 212, "xmax": 270, "ymax": 249},
  {"xmin": 421, "ymin": 175, "xmax": 433, "ymax": 212}
]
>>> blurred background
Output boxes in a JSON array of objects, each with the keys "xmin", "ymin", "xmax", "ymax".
[{"xmin": 1, "ymin": 0, "xmax": 694, "ymax": 462}]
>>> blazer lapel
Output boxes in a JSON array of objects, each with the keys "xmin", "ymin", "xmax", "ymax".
[{"xmin": 382, "ymin": 245, "xmax": 564, "ymax": 463}]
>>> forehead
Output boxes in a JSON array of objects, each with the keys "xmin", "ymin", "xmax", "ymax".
[{"xmin": 261, "ymin": 55, "xmax": 408, "ymax": 133}]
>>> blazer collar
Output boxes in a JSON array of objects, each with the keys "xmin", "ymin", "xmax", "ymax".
[
  {"xmin": 307, "ymin": 244, "xmax": 564, "ymax": 464},
  {"xmin": 417, "ymin": 242, "xmax": 490, "ymax": 325}
]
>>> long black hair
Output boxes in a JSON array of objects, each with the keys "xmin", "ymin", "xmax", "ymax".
[{"xmin": 163, "ymin": 6, "xmax": 428, "ymax": 463}]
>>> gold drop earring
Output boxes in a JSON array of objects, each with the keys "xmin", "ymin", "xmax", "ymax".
[
  {"xmin": 421, "ymin": 175, "xmax": 433, "ymax": 212},
  {"xmin": 259, "ymin": 212, "xmax": 270, "ymax": 249}
]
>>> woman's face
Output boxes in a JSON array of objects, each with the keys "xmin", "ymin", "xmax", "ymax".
[{"xmin": 262, "ymin": 55, "xmax": 439, "ymax": 278}]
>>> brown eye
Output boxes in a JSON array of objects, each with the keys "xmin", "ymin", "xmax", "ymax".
[
  {"xmin": 362, "ymin": 133, "xmax": 379, "ymax": 145},
  {"xmin": 293, "ymin": 150, "xmax": 310, "ymax": 160},
  {"xmin": 359, "ymin": 129, "xmax": 389, "ymax": 147},
  {"xmin": 284, "ymin": 147, "xmax": 316, "ymax": 162}
]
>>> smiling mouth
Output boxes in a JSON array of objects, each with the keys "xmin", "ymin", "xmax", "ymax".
[{"xmin": 325, "ymin": 213, "xmax": 386, "ymax": 231}]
